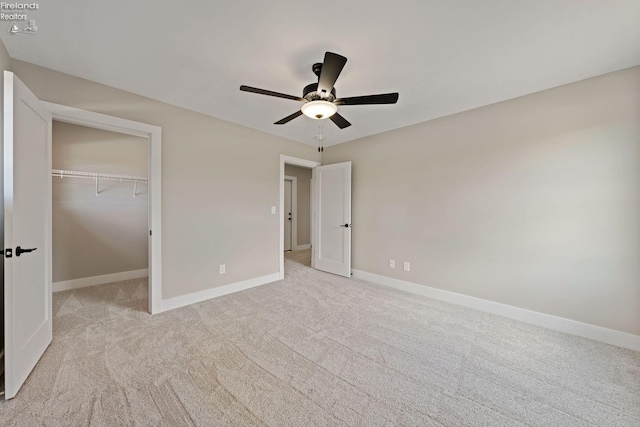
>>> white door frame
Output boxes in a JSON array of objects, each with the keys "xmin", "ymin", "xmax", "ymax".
[
  {"xmin": 284, "ymin": 175, "xmax": 297, "ymax": 251},
  {"xmin": 279, "ymin": 155, "xmax": 320, "ymax": 279},
  {"xmin": 42, "ymin": 102, "xmax": 163, "ymax": 314}
]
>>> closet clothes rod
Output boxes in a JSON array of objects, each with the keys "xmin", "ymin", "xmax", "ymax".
[{"xmin": 52, "ymin": 169, "xmax": 148, "ymax": 197}]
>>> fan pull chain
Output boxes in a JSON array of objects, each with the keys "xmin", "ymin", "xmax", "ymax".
[{"xmin": 317, "ymin": 125, "xmax": 324, "ymax": 152}]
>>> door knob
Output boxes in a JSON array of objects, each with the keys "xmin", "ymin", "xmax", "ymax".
[
  {"xmin": 16, "ymin": 246, "xmax": 37, "ymax": 256},
  {"xmin": 340, "ymin": 224, "xmax": 350, "ymax": 228}
]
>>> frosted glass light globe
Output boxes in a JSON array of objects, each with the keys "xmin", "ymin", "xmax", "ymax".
[{"xmin": 301, "ymin": 101, "xmax": 337, "ymax": 120}]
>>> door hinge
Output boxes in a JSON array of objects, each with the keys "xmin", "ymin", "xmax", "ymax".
[
  {"xmin": 149, "ymin": 230, "xmax": 152, "ymax": 236},
  {"xmin": 4, "ymin": 248, "xmax": 12, "ymax": 258}
]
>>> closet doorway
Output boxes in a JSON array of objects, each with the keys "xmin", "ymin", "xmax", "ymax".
[{"xmin": 52, "ymin": 121, "xmax": 149, "ymax": 307}]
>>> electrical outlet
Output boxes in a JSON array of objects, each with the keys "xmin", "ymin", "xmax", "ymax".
[
  {"xmin": 389, "ymin": 259, "xmax": 395, "ymax": 268},
  {"xmin": 403, "ymin": 262, "xmax": 410, "ymax": 271},
  {"xmin": 271, "ymin": 206, "xmax": 276, "ymax": 214},
  {"xmin": 219, "ymin": 264, "xmax": 226, "ymax": 274}
]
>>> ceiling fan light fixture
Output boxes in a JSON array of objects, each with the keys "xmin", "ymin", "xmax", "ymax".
[
  {"xmin": 301, "ymin": 100, "xmax": 337, "ymax": 120},
  {"xmin": 240, "ymin": 51, "xmax": 397, "ymax": 129}
]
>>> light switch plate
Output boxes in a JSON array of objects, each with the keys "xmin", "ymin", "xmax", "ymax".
[
  {"xmin": 389, "ymin": 260, "xmax": 395, "ymax": 268},
  {"xmin": 271, "ymin": 206, "xmax": 276, "ymax": 214},
  {"xmin": 403, "ymin": 262, "xmax": 410, "ymax": 271},
  {"xmin": 219, "ymin": 264, "xmax": 226, "ymax": 274}
]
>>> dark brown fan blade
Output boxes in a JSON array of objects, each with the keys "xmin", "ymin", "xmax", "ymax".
[
  {"xmin": 274, "ymin": 110, "xmax": 303, "ymax": 125},
  {"xmin": 329, "ymin": 113, "xmax": 351, "ymax": 129},
  {"xmin": 317, "ymin": 52, "xmax": 347, "ymax": 97},
  {"xmin": 240, "ymin": 85, "xmax": 304, "ymax": 102},
  {"xmin": 334, "ymin": 93, "xmax": 399, "ymax": 105}
]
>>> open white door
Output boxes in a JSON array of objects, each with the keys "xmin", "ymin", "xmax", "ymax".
[
  {"xmin": 3, "ymin": 71, "xmax": 52, "ymax": 399},
  {"xmin": 313, "ymin": 161, "xmax": 351, "ymax": 277}
]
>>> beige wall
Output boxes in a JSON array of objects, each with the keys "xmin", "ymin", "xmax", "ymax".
[
  {"xmin": 12, "ymin": 60, "xmax": 320, "ymax": 300},
  {"xmin": 323, "ymin": 66, "xmax": 640, "ymax": 336},
  {"xmin": 284, "ymin": 164, "xmax": 312, "ymax": 247},
  {"xmin": 52, "ymin": 122, "xmax": 148, "ymax": 282}
]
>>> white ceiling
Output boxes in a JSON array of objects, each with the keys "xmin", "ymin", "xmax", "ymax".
[{"xmin": 2, "ymin": 1, "xmax": 640, "ymax": 146}]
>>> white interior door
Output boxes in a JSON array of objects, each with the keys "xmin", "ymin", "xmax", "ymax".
[
  {"xmin": 313, "ymin": 162, "xmax": 351, "ymax": 277},
  {"xmin": 3, "ymin": 71, "xmax": 52, "ymax": 399},
  {"xmin": 284, "ymin": 179, "xmax": 292, "ymax": 251}
]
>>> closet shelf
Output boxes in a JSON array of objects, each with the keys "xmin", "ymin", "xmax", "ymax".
[
  {"xmin": 52, "ymin": 169, "xmax": 148, "ymax": 197},
  {"xmin": 52, "ymin": 169, "xmax": 148, "ymax": 183}
]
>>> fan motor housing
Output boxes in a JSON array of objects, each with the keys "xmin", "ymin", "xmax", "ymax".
[
  {"xmin": 303, "ymin": 83, "xmax": 336, "ymax": 102},
  {"xmin": 312, "ymin": 62, "xmax": 323, "ymax": 77}
]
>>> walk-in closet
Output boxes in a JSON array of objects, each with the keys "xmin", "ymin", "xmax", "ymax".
[{"xmin": 50, "ymin": 121, "xmax": 149, "ymax": 291}]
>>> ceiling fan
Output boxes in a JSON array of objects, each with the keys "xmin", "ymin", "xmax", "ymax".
[{"xmin": 240, "ymin": 52, "xmax": 399, "ymax": 129}]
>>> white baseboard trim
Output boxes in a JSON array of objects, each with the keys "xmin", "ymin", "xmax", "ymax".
[
  {"xmin": 294, "ymin": 244, "xmax": 311, "ymax": 251},
  {"xmin": 53, "ymin": 269, "xmax": 149, "ymax": 292},
  {"xmin": 351, "ymin": 269, "xmax": 640, "ymax": 352},
  {"xmin": 160, "ymin": 272, "xmax": 280, "ymax": 312}
]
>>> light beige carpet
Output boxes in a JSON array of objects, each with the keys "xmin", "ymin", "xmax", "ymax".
[{"xmin": 1, "ymin": 249, "xmax": 639, "ymax": 426}]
